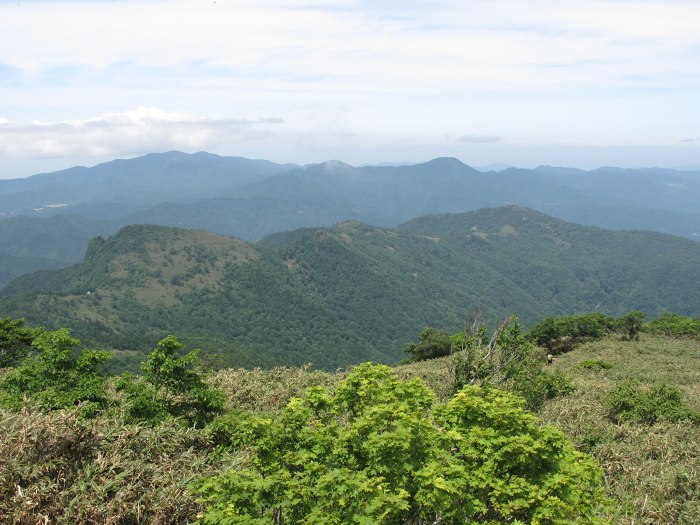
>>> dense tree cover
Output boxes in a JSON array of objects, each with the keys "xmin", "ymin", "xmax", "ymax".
[
  {"xmin": 3, "ymin": 209, "xmax": 700, "ymax": 372},
  {"xmin": 644, "ymin": 312, "xmax": 700, "ymax": 338},
  {"xmin": 197, "ymin": 364, "xmax": 606, "ymax": 524},
  {"xmin": 526, "ymin": 313, "xmax": 618, "ymax": 354},
  {"xmin": 403, "ymin": 327, "xmax": 453, "ymax": 361}
]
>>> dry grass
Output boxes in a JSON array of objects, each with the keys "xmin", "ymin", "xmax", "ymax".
[
  {"xmin": 0, "ymin": 407, "xmax": 219, "ymax": 524},
  {"xmin": 208, "ymin": 364, "xmax": 341, "ymax": 413},
  {"xmin": 539, "ymin": 335, "xmax": 700, "ymax": 524}
]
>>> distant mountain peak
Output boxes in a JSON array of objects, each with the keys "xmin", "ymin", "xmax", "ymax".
[
  {"xmin": 302, "ymin": 160, "xmax": 358, "ymax": 174},
  {"xmin": 423, "ymin": 157, "xmax": 477, "ymax": 171},
  {"xmin": 321, "ymin": 160, "xmax": 354, "ymax": 170}
]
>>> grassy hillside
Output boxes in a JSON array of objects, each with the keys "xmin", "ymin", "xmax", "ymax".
[
  {"xmin": 398, "ymin": 334, "xmax": 700, "ymax": 524},
  {"xmin": 1, "ymin": 333, "xmax": 697, "ymax": 524},
  {"xmin": 1, "ymin": 207, "xmax": 700, "ymax": 371}
]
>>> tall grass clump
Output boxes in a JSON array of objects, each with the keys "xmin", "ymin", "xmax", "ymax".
[{"xmin": 0, "ymin": 406, "xmax": 219, "ymax": 524}]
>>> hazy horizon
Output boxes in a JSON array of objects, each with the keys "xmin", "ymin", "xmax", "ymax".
[
  {"xmin": 4, "ymin": 149, "xmax": 700, "ymax": 182},
  {"xmin": 2, "ymin": 0, "xmax": 699, "ymax": 179}
]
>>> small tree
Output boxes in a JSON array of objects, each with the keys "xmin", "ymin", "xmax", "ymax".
[
  {"xmin": 618, "ymin": 310, "xmax": 646, "ymax": 341},
  {"xmin": 117, "ymin": 335, "xmax": 223, "ymax": 427},
  {"xmin": 0, "ymin": 317, "xmax": 41, "ymax": 368},
  {"xmin": 0, "ymin": 328, "xmax": 110, "ymax": 412},
  {"xmin": 453, "ymin": 314, "xmax": 572, "ymax": 411},
  {"xmin": 404, "ymin": 327, "xmax": 453, "ymax": 361}
]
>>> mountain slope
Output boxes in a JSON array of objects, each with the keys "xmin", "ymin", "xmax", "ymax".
[
  {"xmin": 1, "ymin": 153, "xmax": 699, "ymax": 289},
  {"xmin": 0, "ymin": 151, "xmax": 296, "ymax": 220},
  {"xmin": 2, "ymin": 207, "xmax": 699, "ymax": 371},
  {"xmin": 122, "ymin": 157, "xmax": 700, "ymax": 241}
]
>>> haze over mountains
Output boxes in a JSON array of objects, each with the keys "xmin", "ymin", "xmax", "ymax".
[{"xmin": 0, "ymin": 151, "xmax": 699, "ymax": 290}]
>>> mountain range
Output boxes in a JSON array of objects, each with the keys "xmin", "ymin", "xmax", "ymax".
[
  {"xmin": 1, "ymin": 151, "xmax": 699, "ymax": 288},
  {"xmin": 2, "ymin": 206, "xmax": 698, "ymax": 371}
]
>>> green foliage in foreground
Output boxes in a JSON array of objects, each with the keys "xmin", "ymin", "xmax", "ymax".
[
  {"xmin": 116, "ymin": 335, "xmax": 224, "ymax": 427},
  {"xmin": 0, "ymin": 316, "xmax": 41, "ymax": 368},
  {"xmin": 196, "ymin": 363, "xmax": 606, "ymax": 525},
  {"xmin": 0, "ymin": 328, "xmax": 110, "ymax": 412}
]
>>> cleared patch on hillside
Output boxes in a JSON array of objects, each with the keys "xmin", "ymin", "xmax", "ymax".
[
  {"xmin": 105, "ymin": 230, "xmax": 258, "ymax": 306},
  {"xmin": 498, "ymin": 224, "xmax": 517, "ymax": 237}
]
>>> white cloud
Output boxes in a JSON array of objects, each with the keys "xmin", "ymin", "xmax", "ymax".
[
  {"xmin": 0, "ymin": 0, "xmax": 699, "ymax": 172},
  {"xmin": 3, "ymin": 0, "xmax": 698, "ymax": 95},
  {"xmin": 0, "ymin": 107, "xmax": 284, "ymax": 159}
]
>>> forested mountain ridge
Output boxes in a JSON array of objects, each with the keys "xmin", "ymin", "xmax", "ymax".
[
  {"xmin": 1, "ymin": 152, "xmax": 699, "ymax": 290},
  {"xmin": 2, "ymin": 206, "xmax": 699, "ymax": 371},
  {"xmin": 0, "ymin": 151, "xmax": 296, "ymax": 220}
]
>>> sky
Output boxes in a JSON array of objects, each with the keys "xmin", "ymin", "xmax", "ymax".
[{"xmin": 1, "ymin": 0, "xmax": 700, "ymax": 178}]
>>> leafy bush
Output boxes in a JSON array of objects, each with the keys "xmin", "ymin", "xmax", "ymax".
[
  {"xmin": 116, "ymin": 335, "xmax": 224, "ymax": 427},
  {"xmin": 605, "ymin": 380, "xmax": 699, "ymax": 425},
  {"xmin": 0, "ymin": 329, "xmax": 110, "ymax": 413},
  {"xmin": 404, "ymin": 327, "xmax": 453, "ymax": 361},
  {"xmin": 645, "ymin": 312, "xmax": 700, "ymax": 338},
  {"xmin": 579, "ymin": 360, "xmax": 613, "ymax": 370},
  {"xmin": 0, "ymin": 317, "xmax": 41, "ymax": 368},
  {"xmin": 527, "ymin": 313, "xmax": 616, "ymax": 354},
  {"xmin": 195, "ymin": 363, "xmax": 606, "ymax": 524}
]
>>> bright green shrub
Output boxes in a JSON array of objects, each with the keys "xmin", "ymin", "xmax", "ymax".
[
  {"xmin": 0, "ymin": 329, "xmax": 110, "ymax": 413},
  {"xmin": 579, "ymin": 360, "xmax": 613, "ymax": 370},
  {"xmin": 605, "ymin": 380, "xmax": 698, "ymax": 425},
  {"xmin": 195, "ymin": 363, "xmax": 607, "ymax": 524},
  {"xmin": 116, "ymin": 335, "xmax": 224, "ymax": 427}
]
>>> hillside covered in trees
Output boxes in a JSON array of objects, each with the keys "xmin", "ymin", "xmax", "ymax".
[
  {"xmin": 1, "ymin": 206, "xmax": 699, "ymax": 371},
  {"xmin": 1, "ymin": 152, "xmax": 699, "ymax": 291}
]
